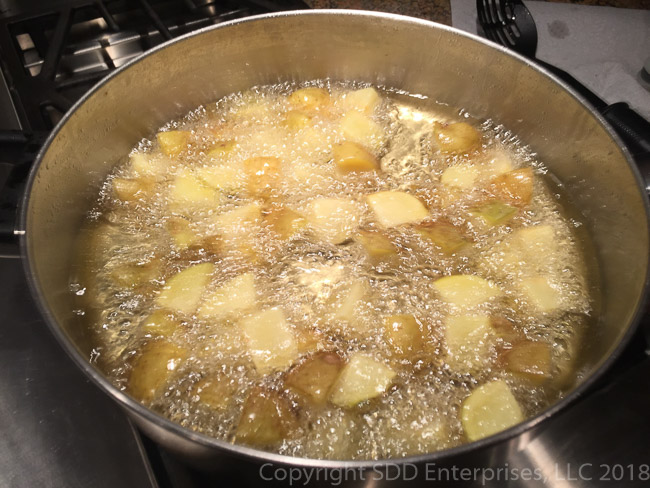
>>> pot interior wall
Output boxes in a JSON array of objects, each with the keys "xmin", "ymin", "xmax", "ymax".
[{"xmin": 25, "ymin": 11, "xmax": 648, "ymax": 428}]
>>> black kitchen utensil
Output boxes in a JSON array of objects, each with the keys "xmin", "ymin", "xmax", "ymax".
[{"xmin": 476, "ymin": 0, "xmax": 650, "ymax": 160}]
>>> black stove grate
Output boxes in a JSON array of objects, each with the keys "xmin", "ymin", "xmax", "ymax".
[{"xmin": 0, "ymin": 0, "xmax": 309, "ymax": 131}]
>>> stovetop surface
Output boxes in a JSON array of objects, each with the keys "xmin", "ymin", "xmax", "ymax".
[{"xmin": 1, "ymin": 1, "xmax": 650, "ymax": 487}]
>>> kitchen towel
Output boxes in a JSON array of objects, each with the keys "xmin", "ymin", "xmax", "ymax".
[{"xmin": 450, "ymin": 0, "xmax": 650, "ymax": 120}]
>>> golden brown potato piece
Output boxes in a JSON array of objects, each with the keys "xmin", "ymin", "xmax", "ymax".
[
  {"xmin": 128, "ymin": 340, "xmax": 187, "ymax": 402},
  {"xmin": 490, "ymin": 168, "xmax": 534, "ymax": 207},
  {"xmin": 205, "ymin": 140, "xmax": 236, "ymax": 160},
  {"xmin": 332, "ymin": 141, "xmax": 379, "ymax": 173},
  {"xmin": 355, "ymin": 230, "xmax": 397, "ymax": 261},
  {"xmin": 288, "ymin": 87, "xmax": 330, "ymax": 110},
  {"xmin": 141, "ymin": 309, "xmax": 180, "ymax": 338},
  {"xmin": 235, "ymin": 386, "xmax": 299, "ymax": 447},
  {"xmin": 503, "ymin": 340, "xmax": 552, "ymax": 384},
  {"xmin": 285, "ymin": 352, "xmax": 344, "ymax": 405},
  {"xmin": 264, "ymin": 207, "xmax": 307, "ymax": 240},
  {"xmin": 415, "ymin": 221, "xmax": 468, "ymax": 254},
  {"xmin": 433, "ymin": 121, "xmax": 481, "ymax": 154},
  {"xmin": 157, "ymin": 130, "xmax": 190, "ymax": 156},
  {"xmin": 112, "ymin": 177, "xmax": 155, "ymax": 202},
  {"xmin": 243, "ymin": 156, "xmax": 281, "ymax": 198},
  {"xmin": 383, "ymin": 314, "xmax": 424, "ymax": 357},
  {"xmin": 192, "ymin": 374, "xmax": 237, "ymax": 411}
]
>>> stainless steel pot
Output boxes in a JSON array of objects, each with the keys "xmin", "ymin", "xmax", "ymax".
[{"xmin": 19, "ymin": 9, "xmax": 650, "ymax": 478}]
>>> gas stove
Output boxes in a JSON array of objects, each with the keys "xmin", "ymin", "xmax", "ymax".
[{"xmin": 1, "ymin": 2, "xmax": 649, "ymax": 487}]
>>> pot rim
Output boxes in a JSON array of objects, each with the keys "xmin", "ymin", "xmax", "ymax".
[{"xmin": 19, "ymin": 9, "xmax": 650, "ymax": 469}]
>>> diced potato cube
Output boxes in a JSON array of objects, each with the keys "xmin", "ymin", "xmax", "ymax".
[
  {"xmin": 519, "ymin": 276, "xmax": 562, "ymax": 313},
  {"xmin": 110, "ymin": 258, "xmax": 161, "ymax": 289},
  {"xmin": 128, "ymin": 340, "xmax": 187, "ymax": 402},
  {"xmin": 340, "ymin": 111, "xmax": 384, "ymax": 148},
  {"xmin": 332, "ymin": 141, "xmax": 379, "ymax": 173},
  {"xmin": 384, "ymin": 314, "xmax": 423, "ymax": 357},
  {"xmin": 141, "ymin": 310, "xmax": 179, "ymax": 338},
  {"xmin": 461, "ymin": 380, "xmax": 523, "ymax": 441},
  {"xmin": 195, "ymin": 165, "xmax": 244, "ymax": 193},
  {"xmin": 241, "ymin": 308, "xmax": 298, "ymax": 374},
  {"xmin": 206, "ymin": 140, "xmax": 236, "ymax": 161},
  {"xmin": 284, "ymin": 110, "xmax": 312, "ymax": 130},
  {"xmin": 157, "ymin": 130, "xmax": 190, "ymax": 156},
  {"xmin": 415, "ymin": 221, "xmax": 467, "ymax": 254},
  {"xmin": 433, "ymin": 275, "xmax": 502, "ymax": 308},
  {"xmin": 113, "ymin": 177, "xmax": 155, "ymax": 202},
  {"xmin": 490, "ymin": 316, "xmax": 523, "ymax": 344},
  {"xmin": 169, "ymin": 171, "xmax": 221, "ymax": 211},
  {"xmin": 484, "ymin": 149, "xmax": 514, "ymax": 177},
  {"xmin": 129, "ymin": 152, "xmax": 171, "ymax": 178},
  {"xmin": 192, "ymin": 374, "xmax": 237, "ymax": 411},
  {"xmin": 334, "ymin": 279, "xmax": 369, "ymax": 325},
  {"xmin": 288, "ymin": 87, "xmax": 330, "ymax": 110},
  {"xmin": 329, "ymin": 354, "xmax": 396, "ymax": 407},
  {"xmin": 156, "ymin": 263, "xmax": 214, "ymax": 314},
  {"xmin": 166, "ymin": 216, "xmax": 199, "ymax": 250},
  {"xmin": 264, "ymin": 207, "xmax": 307, "ymax": 240},
  {"xmin": 512, "ymin": 225, "xmax": 556, "ymax": 258},
  {"xmin": 366, "ymin": 191, "xmax": 429, "ymax": 228},
  {"xmin": 355, "ymin": 230, "xmax": 397, "ymax": 260},
  {"xmin": 440, "ymin": 165, "xmax": 479, "ymax": 190},
  {"xmin": 286, "ymin": 352, "xmax": 344, "ymax": 404},
  {"xmin": 490, "ymin": 168, "xmax": 534, "ymax": 207},
  {"xmin": 471, "ymin": 201, "xmax": 517, "ymax": 226},
  {"xmin": 433, "ymin": 121, "xmax": 481, "ymax": 154},
  {"xmin": 198, "ymin": 273, "xmax": 257, "ymax": 320},
  {"xmin": 503, "ymin": 340, "xmax": 552, "ymax": 384},
  {"xmin": 340, "ymin": 87, "xmax": 381, "ymax": 114},
  {"xmin": 445, "ymin": 315, "xmax": 494, "ymax": 372},
  {"xmin": 307, "ymin": 198, "xmax": 362, "ymax": 244},
  {"xmin": 243, "ymin": 156, "xmax": 281, "ymax": 198},
  {"xmin": 214, "ymin": 202, "xmax": 263, "ymax": 237},
  {"xmin": 236, "ymin": 386, "xmax": 299, "ymax": 447}
]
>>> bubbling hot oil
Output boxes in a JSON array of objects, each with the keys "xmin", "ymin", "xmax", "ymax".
[{"xmin": 72, "ymin": 81, "xmax": 594, "ymax": 460}]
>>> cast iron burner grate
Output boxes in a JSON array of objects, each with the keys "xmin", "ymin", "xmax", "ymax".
[{"xmin": 0, "ymin": 0, "xmax": 308, "ymax": 132}]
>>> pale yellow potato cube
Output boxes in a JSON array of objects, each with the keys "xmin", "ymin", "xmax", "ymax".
[
  {"xmin": 112, "ymin": 177, "xmax": 155, "ymax": 202},
  {"xmin": 433, "ymin": 275, "xmax": 502, "ymax": 308},
  {"xmin": 332, "ymin": 141, "xmax": 379, "ymax": 173},
  {"xmin": 329, "ymin": 353, "xmax": 396, "ymax": 407},
  {"xmin": 166, "ymin": 216, "xmax": 200, "ymax": 250},
  {"xmin": 334, "ymin": 280, "xmax": 369, "ymax": 324},
  {"xmin": 157, "ymin": 130, "xmax": 190, "ymax": 156},
  {"xmin": 484, "ymin": 149, "xmax": 514, "ymax": 177},
  {"xmin": 241, "ymin": 308, "xmax": 299, "ymax": 374},
  {"xmin": 445, "ymin": 315, "xmax": 494, "ymax": 373},
  {"xmin": 513, "ymin": 225, "xmax": 557, "ymax": 258},
  {"xmin": 461, "ymin": 380, "xmax": 524, "ymax": 441},
  {"xmin": 519, "ymin": 276, "xmax": 562, "ymax": 313},
  {"xmin": 195, "ymin": 165, "xmax": 244, "ymax": 193},
  {"xmin": 129, "ymin": 152, "xmax": 171, "ymax": 179},
  {"xmin": 156, "ymin": 263, "xmax": 214, "ymax": 314},
  {"xmin": 264, "ymin": 207, "xmax": 307, "ymax": 240},
  {"xmin": 169, "ymin": 171, "xmax": 221, "ymax": 211},
  {"xmin": 288, "ymin": 87, "xmax": 330, "ymax": 110},
  {"xmin": 284, "ymin": 110, "xmax": 312, "ymax": 130},
  {"xmin": 307, "ymin": 198, "xmax": 362, "ymax": 244},
  {"xmin": 198, "ymin": 273, "xmax": 257, "ymax": 320},
  {"xmin": 440, "ymin": 165, "xmax": 479, "ymax": 190},
  {"xmin": 214, "ymin": 202, "xmax": 263, "ymax": 237},
  {"xmin": 340, "ymin": 87, "xmax": 381, "ymax": 114},
  {"xmin": 340, "ymin": 111, "xmax": 384, "ymax": 148},
  {"xmin": 366, "ymin": 191, "xmax": 429, "ymax": 227}
]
